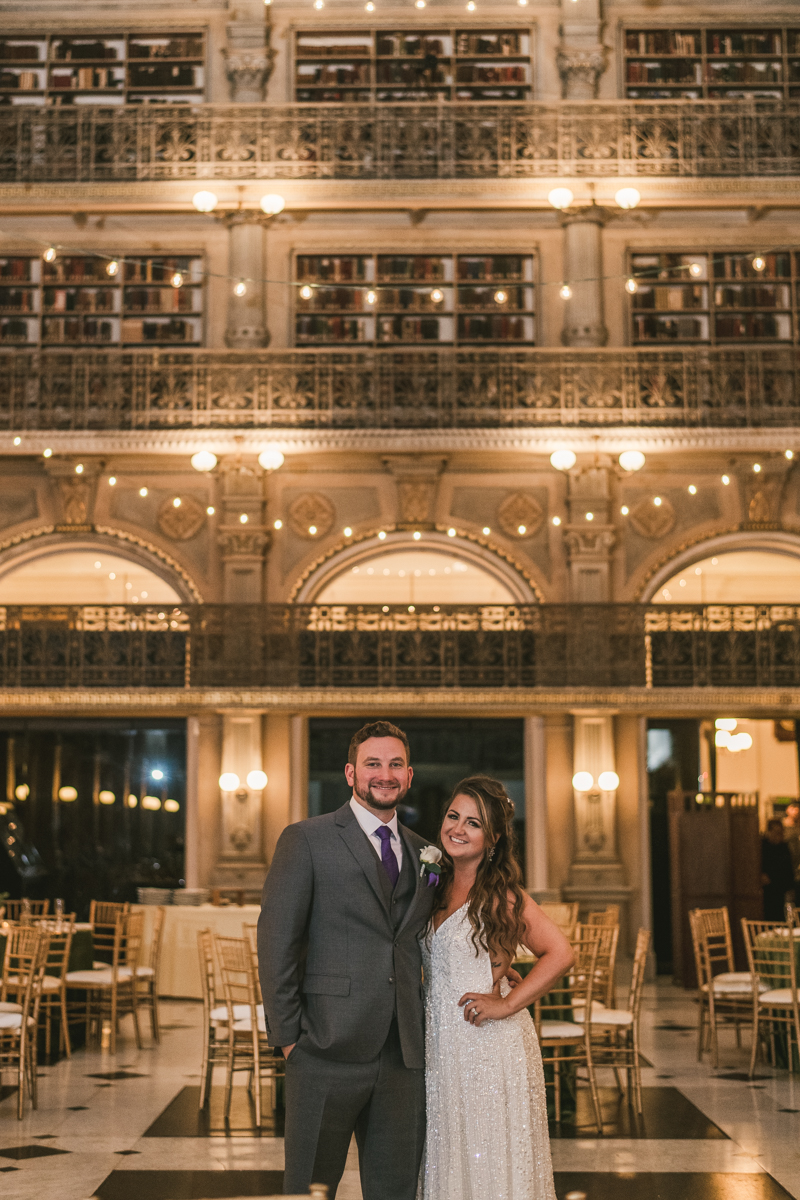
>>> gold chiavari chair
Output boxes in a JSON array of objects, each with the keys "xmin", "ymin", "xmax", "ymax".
[
  {"xmin": 587, "ymin": 906, "xmax": 620, "ymax": 928},
  {"xmin": 242, "ymin": 923, "xmax": 260, "ymax": 1002},
  {"xmin": 539, "ymin": 901, "xmax": 579, "ymax": 940},
  {"xmin": 215, "ymin": 934, "xmax": 284, "ymax": 1129},
  {"xmin": 4, "ymin": 899, "xmax": 49, "ymax": 921},
  {"xmin": 198, "ymin": 928, "xmax": 232, "ymax": 1110},
  {"xmin": 742, "ymin": 917, "xmax": 800, "ymax": 1078},
  {"xmin": 136, "ymin": 904, "xmax": 166, "ymax": 1042},
  {"xmin": 89, "ymin": 900, "xmax": 130, "ymax": 967},
  {"xmin": 535, "ymin": 929, "xmax": 603, "ymax": 1133},
  {"xmin": 694, "ymin": 906, "xmax": 755, "ymax": 1067},
  {"xmin": 37, "ymin": 913, "xmax": 75, "ymax": 1059},
  {"xmin": 0, "ymin": 924, "xmax": 48, "ymax": 1118},
  {"xmin": 575, "ymin": 921, "xmax": 619, "ymax": 1010},
  {"xmin": 576, "ymin": 927, "xmax": 651, "ymax": 1113},
  {"xmin": 66, "ymin": 910, "xmax": 144, "ymax": 1053}
]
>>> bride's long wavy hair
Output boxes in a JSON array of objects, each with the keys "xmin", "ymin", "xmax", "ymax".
[{"xmin": 432, "ymin": 775, "xmax": 527, "ymax": 958}]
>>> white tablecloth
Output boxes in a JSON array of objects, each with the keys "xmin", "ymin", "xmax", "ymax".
[{"xmin": 132, "ymin": 903, "xmax": 261, "ymax": 999}]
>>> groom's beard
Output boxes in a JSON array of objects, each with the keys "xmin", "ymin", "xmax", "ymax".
[{"xmin": 353, "ymin": 771, "xmax": 410, "ymax": 812}]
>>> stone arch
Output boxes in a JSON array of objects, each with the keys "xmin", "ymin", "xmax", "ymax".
[
  {"xmin": 291, "ymin": 529, "xmax": 542, "ymax": 603},
  {"xmin": 637, "ymin": 529, "xmax": 800, "ymax": 603},
  {"xmin": 0, "ymin": 525, "xmax": 204, "ymax": 603}
]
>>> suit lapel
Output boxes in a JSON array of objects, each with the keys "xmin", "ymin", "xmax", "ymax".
[
  {"xmin": 395, "ymin": 824, "xmax": 430, "ymax": 937},
  {"xmin": 337, "ymin": 804, "xmax": 393, "ymax": 922}
]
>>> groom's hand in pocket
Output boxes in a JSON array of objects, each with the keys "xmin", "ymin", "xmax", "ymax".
[{"xmin": 282, "ymin": 1043, "xmax": 296, "ymax": 1059}]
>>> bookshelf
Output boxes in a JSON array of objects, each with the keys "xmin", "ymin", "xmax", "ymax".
[
  {"xmin": 294, "ymin": 253, "xmax": 535, "ymax": 346},
  {"xmin": 0, "ymin": 31, "xmax": 205, "ymax": 106},
  {"xmin": 295, "ymin": 28, "xmax": 531, "ymax": 102},
  {"xmin": 0, "ymin": 254, "xmax": 203, "ymax": 346},
  {"xmin": 629, "ymin": 251, "xmax": 795, "ymax": 346},
  {"xmin": 624, "ymin": 26, "xmax": 800, "ymax": 100}
]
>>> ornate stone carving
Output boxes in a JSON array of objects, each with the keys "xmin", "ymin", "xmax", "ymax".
[
  {"xmin": 497, "ymin": 492, "xmax": 544, "ymax": 539},
  {"xmin": 557, "ymin": 46, "xmax": 607, "ymax": 99},
  {"xmin": 218, "ymin": 528, "xmax": 271, "ymax": 558},
  {"xmin": 384, "ymin": 455, "xmax": 446, "ymax": 528},
  {"xmin": 223, "ymin": 49, "xmax": 276, "ymax": 102},
  {"xmin": 745, "ymin": 477, "xmax": 783, "ymax": 527},
  {"xmin": 629, "ymin": 496, "xmax": 676, "ymax": 539},
  {"xmin": 288, "ymin": 493, "xmax": 336, "ymax": 540},
  {"xmin": 157, "ymin": 495, "xmax": 206, "ymax": 541},
  {"xmin": 398, "ymin": 481, "xmax": 434, "ymax": 524},
  {"xmin": 57, "ymin": 478, "xmax": 91, "ymax": 527}
]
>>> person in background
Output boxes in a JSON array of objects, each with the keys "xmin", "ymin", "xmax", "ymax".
[
  {"xmin": 762, "ymin": 817, "xmax": 795, "ymax": 920},
  {"xmin": 783, "ymin": 801, "xmax": 800, "ymax": 905}
]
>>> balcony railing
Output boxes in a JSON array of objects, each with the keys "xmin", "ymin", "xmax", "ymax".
[
  {"xmin": 2, "ymin": 603, "xmax": 800, "ymax": 690},
  {"xmin": 1, "ymin": 100, "xmax": 799, "ymax": 183},
  {"xmin": 2, "ymin": 345, "xmax": 800, "ymax": 431}
]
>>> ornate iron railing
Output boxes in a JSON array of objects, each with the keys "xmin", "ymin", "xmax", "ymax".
[
  {"xmin": 1, "ymin": 603, "xmax": 799, "ymax": 689},
  {"xmin": 2, "ymin": 345, "xmax": 800, "ymax": 431},
  {"xmin": 1, "ymin": 100, "xmax": 799, "ymax": 183}
]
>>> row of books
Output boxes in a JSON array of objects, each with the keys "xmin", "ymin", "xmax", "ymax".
[{"xmin": 50, "ymin": 68, "xmax": 123, "ymax": 89}]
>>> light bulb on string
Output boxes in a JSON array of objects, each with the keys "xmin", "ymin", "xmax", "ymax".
[
  {"xmin": 366, "ymin": 290, "xmax": 377, "ymax": 305},
  {"xmin": 752, "ymin": 255, "xmax": 766, "ymax": 272},
  {"xmin": 300, "ymin": 285, "xmax": 313, "ymax": 300},
  {"xmin": 171, "ymin": 271, "xmax": 183, "ymax": 289},
  {"xmin": 494, "ymin": 289, "xmax": 507, "ymax": 304},
  {"xmin": 466, "ymin": 1, "xmax": 475, "ymax": 9},
  {"xmin": 430, "ymin": 288, "xmax": 444, "ymax": 303},
  {"xmin": 365, "ymin": 1, "xmax": 374, "ymax": 9},
  {"xmin": 106, "ymin": 260, "xmax": 119, "ymax": 277},
  {"xmin": 314, "ymin": 0, "xmax": 324, "ymax": 9},
  {"xmin": 43, "ymin": 247, "xmax": 57, "ymax": 263},
  {"xmin": 559, "ymin": 283, "xmax": 572, "ymax": 300},
  {"xmin": 786, "ymin": 450, "xmax": 794, "ymax": 460},
  {"xmin": 689, "ymin": 262, "xmax": 703, "ymax": 278},
  {"xmin": 234, "ymin": 280, "xmax": 247, "ymax": 297},
  {"xmin": 625, "ymin": 277, "xmax": 638, "ymax": 294}
]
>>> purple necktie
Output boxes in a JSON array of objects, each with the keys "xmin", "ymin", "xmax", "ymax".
[{"xmin": 375, "ymin": 825, "xmax": 399, "ymax": 889}]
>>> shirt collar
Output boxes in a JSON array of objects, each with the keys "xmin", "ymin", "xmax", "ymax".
[{"xmin": 350, "ymin": 795, "xmax": 399, "ymax": 841}]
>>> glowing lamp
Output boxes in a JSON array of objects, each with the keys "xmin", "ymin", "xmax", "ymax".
[
  {"xmin": 219, "ymin": 772, "xmax": 240, "ymax": 791},
  {"xmin": 247, "ymin": 770, "xmax": 268, "ymax": 790},
  {"xmin": 572, "ymin": 771, "xmax": 594, "ymax": 792},
  {"xmin": 598, "ymin": 771, "xmax": 620, "ymax": 791}
]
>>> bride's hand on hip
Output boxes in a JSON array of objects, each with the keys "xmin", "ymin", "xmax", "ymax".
[{"xmin": 458, "ymin": 991, "xmax": 510, "ymax": 1027}]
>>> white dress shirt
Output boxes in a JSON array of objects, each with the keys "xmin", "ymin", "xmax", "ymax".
[{"xmin": 350, "ymin": 796, "xmax": 404, "ymax": 872}]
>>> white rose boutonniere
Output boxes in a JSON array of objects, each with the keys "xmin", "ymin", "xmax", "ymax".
[{"xmin": 419, "ymin": 844, "xmax": 443, "ymax": 886}]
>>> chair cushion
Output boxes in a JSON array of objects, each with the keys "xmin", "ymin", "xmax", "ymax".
[
  {"xmin": 0, "ymin": 1011, "xmax": 23, "ymax": 1029},
  {"xmin": 136, "ymin": 966, "xmax": 155, "ymax": 978},
  {"xmin": 210, "ymin": 1004, "xmax": 250, "ymax": 1023},
  {"xmin": 715, "ymin": 971, "xmax": 751, "ymax": 985},
  {"xmin": 233, "ymin": 1011, "xmax": 267, "ymax": 1034},
  {"xmin": 540, "ymin": 1020, "xmax": 585, "ymax": 1039},
  {"xmin": 0, "ymin": 1001, "xmax": 22, "ymax": 1014},
  {"xmin": 759, "ymin": 988, "xmax": 794, "ymax": 1006},
  {"xmin": 66, "ymin": 967, "xmax": 133, "ymax": 985},
  {"xmin": 576, "ymin": 1007, "xmax": 634, "ymax": 1026}
]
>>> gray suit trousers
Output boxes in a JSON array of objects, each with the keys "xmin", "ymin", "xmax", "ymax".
[{"xmin": 284, "ymin": 1019, "xmax": 425, "ymax": 1200}]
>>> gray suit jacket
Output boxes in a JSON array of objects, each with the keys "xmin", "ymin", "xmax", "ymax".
[{"xmin": 257, "ymin": 801, "xmax": 436, "ymax": 1069}]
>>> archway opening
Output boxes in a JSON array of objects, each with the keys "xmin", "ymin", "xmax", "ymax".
[
  {"xmin": 314, "ymin": 548, "xmax": 518, "ymax": 605},
  {"xmin": 0, "ymin": 549, "xmax": 181, "ymax": 605},
  {"xmin": 653, "ymin": 549, "xmax": 800, "ymax": 604}
]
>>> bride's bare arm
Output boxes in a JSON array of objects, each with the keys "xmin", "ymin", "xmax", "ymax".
[{"xmin": 459, "ymin": 895, "xmax": 574, "ymax": 1025}]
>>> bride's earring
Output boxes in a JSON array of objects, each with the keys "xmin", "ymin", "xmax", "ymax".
[{"xmin": 487, "ymin": 846, "xmax": 495, "ymax": 861}]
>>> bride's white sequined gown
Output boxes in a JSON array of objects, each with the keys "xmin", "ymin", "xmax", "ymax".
[{"xmin": 418, "ymin": 904, "xmax": 557, "ymax": 1200}]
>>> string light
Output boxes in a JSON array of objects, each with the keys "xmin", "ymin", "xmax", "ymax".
[
  {"xmin": 786, "ymin": 450, "xmax": 794, "ymax": 459},
  {"xmin": 240, "ymin": 513, "xmax": 248, "ymax": 524},
  {"xmin": 448, "ymin": 528, "xmax": 456, "ymax": 537},
  {"xmin": 109, "ymin": 476, "xmax": 116, "ymax": 485},
  {"xmin": 494, "ymin": 289, "xmax": 507, "ymax": 304},
  {"xmin": 234, "ymin": 280, "xmax": 247, "ymax": 297},
  {"xmin": 752, "ymin": 255, "xmax": 766, "ymax": 272},
  {"xmin": 139, "ymin": 487, "xmax": 148, "ymax": 497},
  {"xmin": 518, "ymin": 524, "xmax": 526, "ymax": 535},
  {"xmin": 753, "ymin": 463, "xmax": 762, "ymax": 473},
  {"xmin": 344, "ymin": 526, "xmax": 352, "ymax": 536},
  {"xmin": 207, "ymin": 506, "xmax": 215, "ymax": 515},
  {"xmin": 43, "ymin": 247, "xmax": 56, "ymax": 262},
  {"xmin": 172, "ymin": 497, "xmax": 182, "ymax": 508},
  {"xmin": 552, "ymin": 516, "xmax": 561, "ymax": 526},
  {"xmin": 314, "ymin": 0, "xmax": 324, "ymax": 8},
  {"xmin": 106, "ymin": 260, "xmax": 119, "ymax": 277},
  {"xmin": 365, "ymin": 1, "xmax": 375, "ymax": 9},
  {"xmin": 689, "ymin": 262, "xmax": 703, "ymax": 277},
  {"xmin": 431, "ymin": 288, "xmax": 443, "ymax": 303},
  {"xmin": 625, "ymin": 277, "xmax": 638, "ymax": 294},
  {"xmin": 559, "ymin": 283, "xmax": 572, "ymax": 300},
  {"xmin": 688, "ymin": 484, "xmax": 697, "ymax": 494},
  {"xmin": 466, "ymin": 1, "xmax": 476, "ymax": 10},
  {"xmin": 482, "ymin": 526, "xmax": 490, "ymax": 535},
  {"xmin": 415, "ymin": 0, "xmax": 426, "ymax": 7},
  {"xmin": 585, "ymin": 512, "xmax": 594, "ymax": 521},
  {"xmin": 378, "ymin": 530, "xmax": 386, "ymax": 540},
  {"xmin": 300, "ymin": 285, "xmax": 313, "ymax": 300},
  {"xmin": 274, "ymin": 519, "xmax": 283, "ymax": 529},
  {"xmin": 722, "ymin": 474, "xmax": 730, "ymax": 484},
  {"xmin": 620, "ymin": 506, "xmax": 629, "ymax": 515},
  {"xmin": 13, "ymin": 436, "xmax": 20, "ymax": 446},
  {"xmin": 171, "ymin": 271, "xmax": 183, "ymax": 288},
  {"xmin": 413, "ymin": 531, "xmax": 421, "ymax": 540},
  {"xmin": 653, "ymin": 496, "xmax": 662, "ymax": 506},
  {"xmin": 43, "ymin": 448, "xmax": 52, "ymax": 458},
  {"xmin": 75, "ymin": 463, "xmax": 84, "ymax": 474},
  {"xmin": 366, "ymin": 290, "xmax": 377, "ymax": 305},
  {"xmin": 309, "ymin": 525, "xmax": 317, "ymax": 535}
]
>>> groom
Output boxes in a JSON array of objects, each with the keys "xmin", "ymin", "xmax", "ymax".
[{"xmin": 258, "ymin": 720, "xmax": 436, "ymax": 1199}]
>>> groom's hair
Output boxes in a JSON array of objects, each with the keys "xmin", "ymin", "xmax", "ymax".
[{"xmin": 348, "ymin": 720, "xmax": 410, "ymax": 766}]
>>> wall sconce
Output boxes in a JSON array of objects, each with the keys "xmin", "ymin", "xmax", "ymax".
[{"xmin": 219, "ymin": 772, "xmax": 240, "ymax": 791}]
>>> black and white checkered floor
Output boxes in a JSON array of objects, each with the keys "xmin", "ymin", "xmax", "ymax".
[{"xmin": 1, "ymin": 983, "xmax": 799, "ymax": 1200}]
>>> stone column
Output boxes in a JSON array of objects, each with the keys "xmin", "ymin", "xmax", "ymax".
[
  {"xmin": 215, "ymin": 711, "xmax": 268, "ymax": 889},
  {"xmin": 525, "ymin": 716, "xmax": 558, "ymax": 901},
  {"xmin": 224, "ymin": 0, "xmax": 275, "ymax": 103},
  {"xmin": 563, "ymin": 467, "xmax": 615, "ymax": 602},
  {"xmin": 557, "ymin": 0, "xmax": 607, "ymax": 99},
  {"xmin": 217, "ymin": 453, "xmax": 269, "ymax": 603},
  {"xmin": 289, "ymin": 715, "xmax": 309, "ymax": 824},
  {"xmin": 263, "ymin": 713, "xmax": 291, "ymax": 863},
  {"xmin": 560, "ymin": 206, "xmax": 607, "ymax": 348},
  {"xmin": 194, "ymin": 713, "xmax": 222, "ymax": 889},
  {"xmin": 563, "ymin": 712, "xmax": 631, "ymax": 918},
  {"xmin": 225, "ymin": 214, "xmax": 268, "ymax": 348},
  {"xmin": 185, "ymin": 716, "xmax": 200, "ymax": 888}
]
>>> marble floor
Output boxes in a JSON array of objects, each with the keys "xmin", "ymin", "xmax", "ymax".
[{"xmin": 1, "ymin": 981, "xmax": 799, "ymax": 1200}]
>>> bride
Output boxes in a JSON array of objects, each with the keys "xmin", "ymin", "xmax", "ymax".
[{"xmin": 418, "ymin": 775, "xmax": 574, "ymax": 1200}]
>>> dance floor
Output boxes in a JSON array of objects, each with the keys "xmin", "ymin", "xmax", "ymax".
[{"xmin": 1, "ymin": 981, "xmax": 799, "ymax": 1200}]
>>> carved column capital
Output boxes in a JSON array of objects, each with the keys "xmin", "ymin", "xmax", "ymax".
[
  {"xmin": 217, "ymin": 527, "xmax": 271, "ymax": 560},
  {"xmin": 557, "ymin": 45, "xmax": 607, "ymax": 99},
  {"xmin": 223, "ymin": 48, "xmax": 276, "ymax": 100}
]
